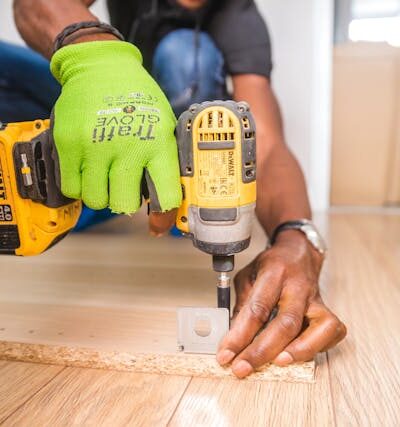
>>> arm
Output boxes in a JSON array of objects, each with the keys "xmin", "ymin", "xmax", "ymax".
[
  {"xmin": 14, "ymin": 0, "xmax": 116, "ymax": 59},
  {"xmin": 216, "ymin": 74, "xmax": 346, "ymax": 378},
  {"xmin": 233, "ymin": 74, "xmax": 311, "ymax": 235}
]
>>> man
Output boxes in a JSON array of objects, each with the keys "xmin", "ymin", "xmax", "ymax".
[{"xmin": 2, "ymin": 0, "xmax": 346, "ymax": 378}]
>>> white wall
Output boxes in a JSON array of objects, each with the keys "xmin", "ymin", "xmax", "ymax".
[
  {"xmin": 257, "ymin": 0, "xmax": 334, "ymax": 211},
  {"xmin": 0, "ymin": 0, "xmax": 23, "ymax": 44},
  {"xmin": 0, "ymin": 0, "xmax": 333, "ymax": 210}
]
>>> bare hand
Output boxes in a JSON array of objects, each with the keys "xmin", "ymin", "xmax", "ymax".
[{"xmin": 216, "ymin": 230, "xmax": 347, "ymax": 378}]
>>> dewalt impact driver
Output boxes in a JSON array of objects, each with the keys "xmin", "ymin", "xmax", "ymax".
[{"xmin": 176, "ymin": 101, "xmax": 257, "ymax": 312}]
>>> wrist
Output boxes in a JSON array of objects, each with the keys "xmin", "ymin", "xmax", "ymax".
[
  {"xmin": 53, "ymin": 21, "xmax": 124, "ymax": 54},
  {"xmin": 274, "ymin": 229, "xmax": 325, "ymax": 267},
  {"xmin": 67, "ymin": 31, "xmax": 119, "ymax": 46}
]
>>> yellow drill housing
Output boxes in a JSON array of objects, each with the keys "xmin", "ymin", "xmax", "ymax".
[
  {"xmin": 176, "ymin": 101, "xmax": 256, "ymax": 258},
  {"xmin": 0, "ymin": 120, "xmax": 81, "ymax": 256}
]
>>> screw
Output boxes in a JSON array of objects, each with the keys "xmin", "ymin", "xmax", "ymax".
[
  {"xmin": 238, "ymin": 101, "xmax": 250, "ymax": 113},
  {"xmin": 189, "ymin": 104, "xmax": 198, "ymax": 114}
]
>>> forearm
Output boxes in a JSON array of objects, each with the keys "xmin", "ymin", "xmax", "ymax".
[
  {"xmin": 256, "ymin": 143, "xmax": 311, "ymax": 236},
  {"xmin": 233, "ymin": 74, "xmax": 311, "ymax": 236},
  {"xmin": 13, "ymin": 0, "xmax": 115, "ymax": 59}
]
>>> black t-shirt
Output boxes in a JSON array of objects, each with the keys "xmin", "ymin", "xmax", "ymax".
[{"xmin": 107, "ymin": 0, "xmax": 273, "ymax": 78}]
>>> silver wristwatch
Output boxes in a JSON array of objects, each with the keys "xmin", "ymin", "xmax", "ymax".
[{"xmin": 270, "ymin": 219, "xmax": 327, "ymax": 256}]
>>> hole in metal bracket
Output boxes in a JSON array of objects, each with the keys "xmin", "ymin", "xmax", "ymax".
[{"xmin": 194, "ymin": 316, "xmax": 212, "ymax": 337}]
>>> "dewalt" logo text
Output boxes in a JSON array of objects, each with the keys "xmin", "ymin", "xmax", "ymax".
[
  {"xmin": 228, "ymin": 151, "xmax": 235, "ymax": 177},
  {"xmin": 0, "ymin": 160, "xmax": 6, "ymax": 201}
]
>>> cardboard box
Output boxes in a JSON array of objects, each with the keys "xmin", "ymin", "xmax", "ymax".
[{"xmin": 331, "ymin": 42, "xmax": 400, "ymax": 206}]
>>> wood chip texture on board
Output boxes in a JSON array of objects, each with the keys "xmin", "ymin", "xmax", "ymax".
[{"xmin": 0, "ymin": 341, "xmax": 315, "ymax": 383}]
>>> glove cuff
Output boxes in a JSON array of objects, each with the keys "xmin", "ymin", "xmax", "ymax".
[{"xmin": 50, "ymin": 41, "xmax": 143, "ymax": 84}]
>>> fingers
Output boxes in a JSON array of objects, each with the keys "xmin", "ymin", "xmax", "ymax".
[
  {"xmin": 216, "ymin": 268, "xmax": 282, "ymax": 367},
  {"xmin": 148, "ymin": 209, "xmax": 177, "ymax": 236},
  {"xmin": 109, "ymin": 159, "xmax": 143, "ymax": 214},
  {"xmin": 230, "ymin": 285, "xmax": 308, "ymax": 378},
  {"xmin": 56, "ymin": 144, "xmax": 82, "ymax": 200},
  {"xmin": 52, "ymin": 113, "xmax": 83, "ymax": 199},
  {"xmin": 274, "ymin": 302, "xmax": 347, "ymax": 366},
  {"xmin": 146, "ymin": 148, "xmax": 182, "ymax": 212},
  {"xmin": 232, "ymin": 263, "xmax": 255, "ymax": 319},
  {"xmin": 81, "ymin": 158, "xmax": 111, "ymax": 210}
]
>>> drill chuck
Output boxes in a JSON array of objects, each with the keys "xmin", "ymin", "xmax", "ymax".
[{"xmin": 213, "ymin": 254, "xmax": 234, "ymax": 272}]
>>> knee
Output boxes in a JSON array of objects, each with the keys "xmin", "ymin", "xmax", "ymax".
[
  {"xmin": 0, "ymin": 41, "xmax": 48, "ymax": 78},
  {"xmin": 0, "ymin": 41, "xmax": 15, "ymax": 78},
  {"xmin": 0, "ymin": 41, "xmax": 26, "ymax": 67},
  {"xmin": 152, "ymin": 29, "xmax": 225, "ymax": 86}
]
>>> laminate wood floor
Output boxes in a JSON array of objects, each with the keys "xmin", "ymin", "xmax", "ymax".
[{"xmin": 0, "ymin": 209, "xmax": 399, "ymax": 426}]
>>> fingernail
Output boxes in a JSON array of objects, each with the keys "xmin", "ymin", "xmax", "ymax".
[
  {"xmin": 216, "ymin": 349, "xmax": 236, "ymax": 365},
  {"xmin": 149, "ymin": 231, "xmax": 163, "ymax": 238},
  {"xmin": 274, "ymin": 351, "xmax": 294, "ymax": 366},
  {"xmin": 232, "ymin": 360, "xmax": 253, "ymax": 378}
]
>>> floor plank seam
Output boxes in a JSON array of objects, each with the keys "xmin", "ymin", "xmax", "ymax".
[
  {"xmin": 166, "ymin": 376, "xmax": 193, "ymax": 426},
  {"xmin": 0, "ymin": 366, "xmax": 67, "ymax": 425},
  {"xmin": 326, "ymin": 351, "xmax": 338, "ymax": 427}
]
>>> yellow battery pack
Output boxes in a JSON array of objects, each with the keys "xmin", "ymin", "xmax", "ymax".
[{"xmin": 0, "ymin": 120, "xmax": 81, "ymax": 256}]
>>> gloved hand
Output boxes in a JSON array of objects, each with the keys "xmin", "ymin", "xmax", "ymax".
[{"xmin": 50, "ymin": 41, "xmax": 182, "ymax": 228}]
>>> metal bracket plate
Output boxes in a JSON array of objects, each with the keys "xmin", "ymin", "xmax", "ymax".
[{"xmin": 177, "ymin": 307, "xmax": 229, "ymax": 354}]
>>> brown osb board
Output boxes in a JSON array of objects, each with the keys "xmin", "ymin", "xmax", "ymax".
[
  {"xmin": 0, "ymin": 341, "xmax": 315, "ymax": 383},
  {"xmin": 0, "ymin": 214, "xmax": 315, "ymax": 383}
]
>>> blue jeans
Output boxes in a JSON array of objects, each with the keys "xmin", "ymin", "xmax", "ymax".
[
  {"xmin": 153, "ymin": 29, "xmax": 226, "ymax": 116},
  {"xmin": 0, "ymin": 42, "xmax": 60, "ymax": 121},
  {"xmin": 0, "ymin": 30, "xmax": 226, "ymax": 229}
]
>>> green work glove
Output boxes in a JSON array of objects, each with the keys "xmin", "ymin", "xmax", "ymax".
[{"xmin": 50, "ymin": 41, "xmax": 182, "ymax": 214}]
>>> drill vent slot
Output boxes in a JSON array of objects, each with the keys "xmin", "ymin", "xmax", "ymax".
[
  {"xmin": 242, "ymin": 117, "xmax": 250, "ymax": 129},
  {"xmin": 201, "ymin": 111, "xmax": 235, "ymax": 131},
  {"xmin": 36, "ymin": 159, "xmax": 46, "ymax": 181},
  {"xmin": 199, "ymin": 132, "xmax": 235, "ymax": 142},
  {"xmin": 34, "ymin": 142, "xmax": 42, "ymax": 159},
  {"xmin": 38, "ymin": 181, "xmax": 47, "ymax": 198},
  {"xmin": 34, "ymin": 141, "xmax": 48, "ymax": 199},
  {"xmin": 197, "ymin": 109, "xmax": 237, "ymax": 149},
  {"xmin": 218, "ymin": 111, "xmax": 223, "ymax": 127},
  {"xmin": 208, "ymin": 112, "xmax": 213, "ymax": 128}
]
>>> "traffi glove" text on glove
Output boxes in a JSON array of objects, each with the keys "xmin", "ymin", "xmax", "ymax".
[{"xmin": 50, "ymin": 40, "xmax": 182, "ymax": 214}]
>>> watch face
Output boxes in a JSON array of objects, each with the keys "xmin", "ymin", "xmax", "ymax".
[{"xmin": 301, "ymin": 224, "xmax": 327, "ymax": 254}]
